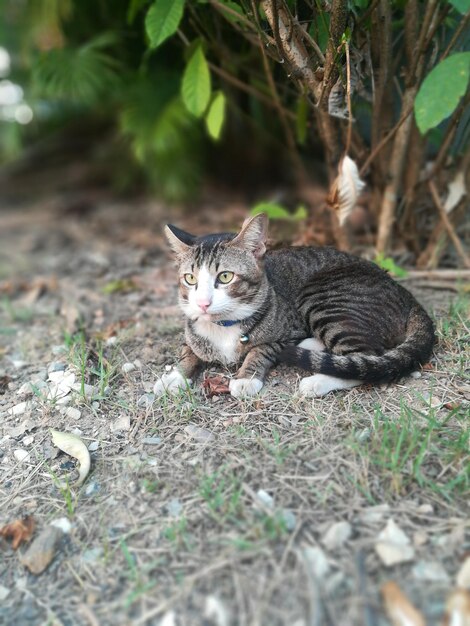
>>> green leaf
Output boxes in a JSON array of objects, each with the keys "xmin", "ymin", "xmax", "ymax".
[
  {"xmin": 181, "ymin": 45, "xmax": 211, "ymax": 117},
  {"xmin": 448, "ymin": 0, "xmax": 470, "ymax": 14},
  {"xmin": 250, "ymin": 203, "xmax": 307, "ymax": 221},
  {"xmin": 205, "ymin": 91, "xmax": 226, "ymax": 140},
  {"xmin": 374, "ymin": 254, "xmax": 408, "ymax": 278},
  {"xmin": 414, "ymin": 52, "xmax": 470, "ymax": 134},
  {"xmin": 145, "ymin": 0, "xmax": 185, "ymax": 49},
  {"xmin": 309, "ymin": 12, "xmax": 330, "ymax": 54},
  {"xmin": 296, "ymin": 95, "xmax": 308, "ymax": 145}
]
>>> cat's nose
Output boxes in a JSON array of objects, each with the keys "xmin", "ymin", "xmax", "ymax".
[{"xmin": 197, "ymin": 300, "xmax": 211, "ymax": 312}]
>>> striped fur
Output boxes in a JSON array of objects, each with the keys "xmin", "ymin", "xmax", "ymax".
[{"xmin": 161, "ymin": 214, "xmax": 435, "ymax": 396}]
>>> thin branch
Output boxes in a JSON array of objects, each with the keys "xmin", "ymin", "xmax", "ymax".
[
  {"xmin": 428, "ymin": 180, "xmax": 470, "ymax": 269},
  {"xmin": 359, "ymin": 103, "xmax": 414, "ymax": 175},
  {"xmin": 407, "ymin": 0, "xmax": 439, "ymax": 85},
  {"xmin": 208, "ymin": 62, "xmax": 296, "ymax": 120},
  {"xmin": 250, "ymin": 0, "xmax": 307, "ymax": 183},
  {"xmin": 296, "ymin": 20, "xmax": 326, "ymax": 65},
  {"xmin": 441, "ymin": 10, "xmax": 470, "ymax": 60},
  {"xmin": 344, "ymin": 38, "xmax": 352, "ymax": 154}
]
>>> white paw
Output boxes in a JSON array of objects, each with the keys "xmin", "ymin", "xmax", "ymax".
[
  {"xmin": 229, "ymin": 378, "xmax": 263, "ymax": 398},
  {"xmin": 299, "ymin": 374, "xmax": 362, "ymax": 397},
  {"xmin": 297, "ymin": 337, "xmax": 325, "ymax": 351},
  {"xmin": 154, "ymin": 370, "xmax": 191, "ymax": 397}
]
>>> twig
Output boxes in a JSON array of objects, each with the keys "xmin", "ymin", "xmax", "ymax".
[
  {"xmin": 441, "ymin": 10, "xmax": 470, "ymax": 61},
  {"xmin": 296, "ymin": 19, "xmax": 326, "ymax": 65},
  {"xmin": 428, "ymin": 180, "xmax": 470, "ymax": 268},
  {"xmin": 251, "ymin": 0, "xmax": 308, "ymax": 185},
  {"xmin": 208, "ymin": 62, "xmax": 296, "ymax": 120},
  {"xmin": 400, "ymin": 269, "xmax": 470, "ymax": 280},
  {"xmin": 344, "ymin": 38, "xmax": 353, "ymax": 154}
]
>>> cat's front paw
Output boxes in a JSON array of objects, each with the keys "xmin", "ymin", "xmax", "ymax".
[
  {"xmin": 229, "ymin": 377, "xmax": 263, "ymax": 398},
  {"xmin": 154, "ymin": 369, "xmax": 192, "ymax": 397}
]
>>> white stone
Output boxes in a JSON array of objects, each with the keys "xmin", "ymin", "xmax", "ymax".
[
  {"xmin": 302, "ymin": 546, "xmax": 330, "ymax": 579},
  {"xmin": 22, "ymin": 435, "xmax": 34, "ymax": 446},
  {"xmin": 111, "ymin": 415, "xmax": 131, "ymax": 432},
  {"xmin": 50, "ymin": 517, "xmax": 72, "ymax": 534},
  {"xmin": 88, "ymin": 441, "xmax": 99, "ymax": 452},
  {"xmin": 184, "ymin": 424, "xmax": 214, "ymax": 443},
  {"xmin": 375, "ymin": 519, "xmax": 415, "ymax": 567},
  {"xmin": 64, "ymin": 407, "xmax": 81, "ymax": 420},
  {"xmin": 322, "ymin": 521, "xmax": 352, "ymax": 550},
  {"xmin": 358, "ymin": 504, "xmax": 390, "ymax": 524},
  {"xmin": 122, "ymin": 362, "xmax": 136, "ymax": 374},
  {"xmin": 17, "ymin": 382, "xmax": 33, "ymax": 396},
  {"xmin": 0, "ymin": 585, "xmax": 10, "ymax": 601},
  {"xmin": 410, "ymin": 371, "xmax": 422, "ymax": 379},
  {"xmin": 8, "ymin": 401, "xmax": 30, "ymax": 416},
  {"xmin": 256, "ymin": 489, "xmax": 274, "ymax": 509},
  {"xmin": 412, "ymin": 560, "xmax": 449, "ymax": 583},
  {"xmin": 13, "ymin": 449, "xmax": 30, "ymax": 463}
]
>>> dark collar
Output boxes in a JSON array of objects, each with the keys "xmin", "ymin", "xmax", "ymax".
[{"xmin": 213, "ymin": 319, "xmax": 243, "ymax": 327}]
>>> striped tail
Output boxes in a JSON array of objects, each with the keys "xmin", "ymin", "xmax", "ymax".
[{"xmin": 279, "ymin": 305, "xmax": 435, "ymax": 383}]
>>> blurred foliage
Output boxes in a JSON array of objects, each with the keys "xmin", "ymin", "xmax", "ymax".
[{"xmin": 0, "ymin": 0, "xmax": 469, "ymax": 203}]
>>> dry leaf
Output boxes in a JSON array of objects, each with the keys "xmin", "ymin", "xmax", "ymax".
[
  {"xmin": 327, "ymin": 155, "xmax": 365, "ymax": 226},
  {"xmin": 94, "ymin": 318, "xmax": 135, "ymax": 340},
  {"xmin": 0, "ymin": 516, "xmax": 36, "ymax": 549},
  {"xmin": 444, "ymin": 171, "xmax": 466, "ymax": 214},
  {"xmin": 203, "ymin": 375, "xmax": 230, "ymax": 397},
  {"xmin": 20, "ymin": 525, "xmax": 65, "ymax": 575},
  {"xmin": 50, "ymin": 429, "xmax": 91, "ymax": 487},
  {"xmin": 381, "ymin": 581, "xmax": 426, "ymax": 626},
  {"xmin": 442, "ymin": 589, "xmax": 470, "ymax": 626}
]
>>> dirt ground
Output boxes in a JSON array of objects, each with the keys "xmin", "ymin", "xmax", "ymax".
[{"xmin": 0, "ymin": 193, "xmax": 469, "ymax": 626}]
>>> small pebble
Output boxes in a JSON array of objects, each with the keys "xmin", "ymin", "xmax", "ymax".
[
  {"xmin": 92, "ymin": 401, "xmax": 100, "ymax": 410},
  {"xmin": 281, "ymin": 509, "xmax": 297, "ymax": 531},
  {"xmin": 111, "ymin": 415, "xmax": 131, "ymax": 432},
  {"xmin": 410, "ymin": 371, "xmax": 422, "ymax": 379},
  {"xmin": 138, "ymin": 393, "xmax": 155, "ymax": 408},
  {"xmin": 0, "ymin": 585, "xmax": 10, "ymax": 601},
  {"xmin": 256, "ymin": 489, "xmax": 274, "ymax": 509},
  {"xmin": 64, "ymin": 407, "xmax": 81, "ymax": 421},
  {"xmin": 322, "ymin": 520, "xmax": 352, "ymax": 550},
  {"xmin": 17, "ymin": 382, "xmax": 33, "ymax": 396},
  {"xmin": 142, "ymin": 436, "xmax": 162, "ymax": 446},
  {"xmin": 88, "ymin": 441, "xmax": 99, "ymax": 452},
  {"xmin": 122, "ymin": 362, "xmax": 136, "ymax": 374},
  {"xmin": 166, "ymin": 498, "xmax": 183, "ymax": 517},
  {"xmin": 8, "ymin": 402, "xmax": 30, "ymax": 416},
  {"xmin": 22, "ymin": 435, "xmax": 34, "ymax": 446},
  {"xmin": 14, "ymin": 449, "xmax": 30, "ymax": 463},
  {"xmin": 85, "ymin": 481, "xmax": 100, "ymax": 496},
  {"xmin": 48, "ymin": 362, "xmax": 66, "ymax": 373}
]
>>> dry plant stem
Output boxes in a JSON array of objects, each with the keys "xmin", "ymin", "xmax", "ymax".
[
  {"xmin": 261, "ymin": 0, "xmax": 342, "ymax": 180},
  {"xmin": 251, "ymin": 0, "xmax": 307, "ymax": 186},
  {"xmin": 441, "ymin": 10, "xmax": 470, "ymax": 60},
  {"xmin": 428, "ymin": 92, "xmax": 470, "ymax": 180},
  {"xmin": 401, "ymin": 269, "xmax": 470, "ymax": 280},
  {"xmin": 428, "ymin": 181, "xmax": 470, "ymax": 268},
  {"xmin": 296, "ymin": 21, "xmax": 326, "ymax": 65},
  {"xmin": 208, "ymin": 63, "xmax": 295, "ymax": 120},
  {"xmin": 370, "ymin": 0, "xmax": 392, "ymax": 181},
  {"xmin": 344, "ymin": 39, "xmax": 353, "ymax": 154},
  {"xmin": 376, "ymin": 87, "xmax": 417, "ymax": 253}
]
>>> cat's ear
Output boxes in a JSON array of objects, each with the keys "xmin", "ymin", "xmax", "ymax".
[
  {"xmin": 164, "ymin": 224, "xmax": 195, "ymax": 255},
  {"xmin": 230, "ymin": 213, "xmax": 268, "ymax": 258}
]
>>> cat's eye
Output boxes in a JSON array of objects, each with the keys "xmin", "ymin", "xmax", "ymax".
[
  {"xmin": 217, "ymin": 271, "xmax": 234, "ymax": 284},
  {"xmin": 183, "ymin": 273, "xmax": 197, "ymax": 286}
]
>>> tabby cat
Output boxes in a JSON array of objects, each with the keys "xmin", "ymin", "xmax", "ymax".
[{"xmin": 154, "ymin": 214, "xmax": 435, "ymax": 398}]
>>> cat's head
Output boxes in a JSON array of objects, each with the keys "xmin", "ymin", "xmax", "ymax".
[{"xmin": 164, "ymin": 214, "xmax": 268, "ymax": 322}]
